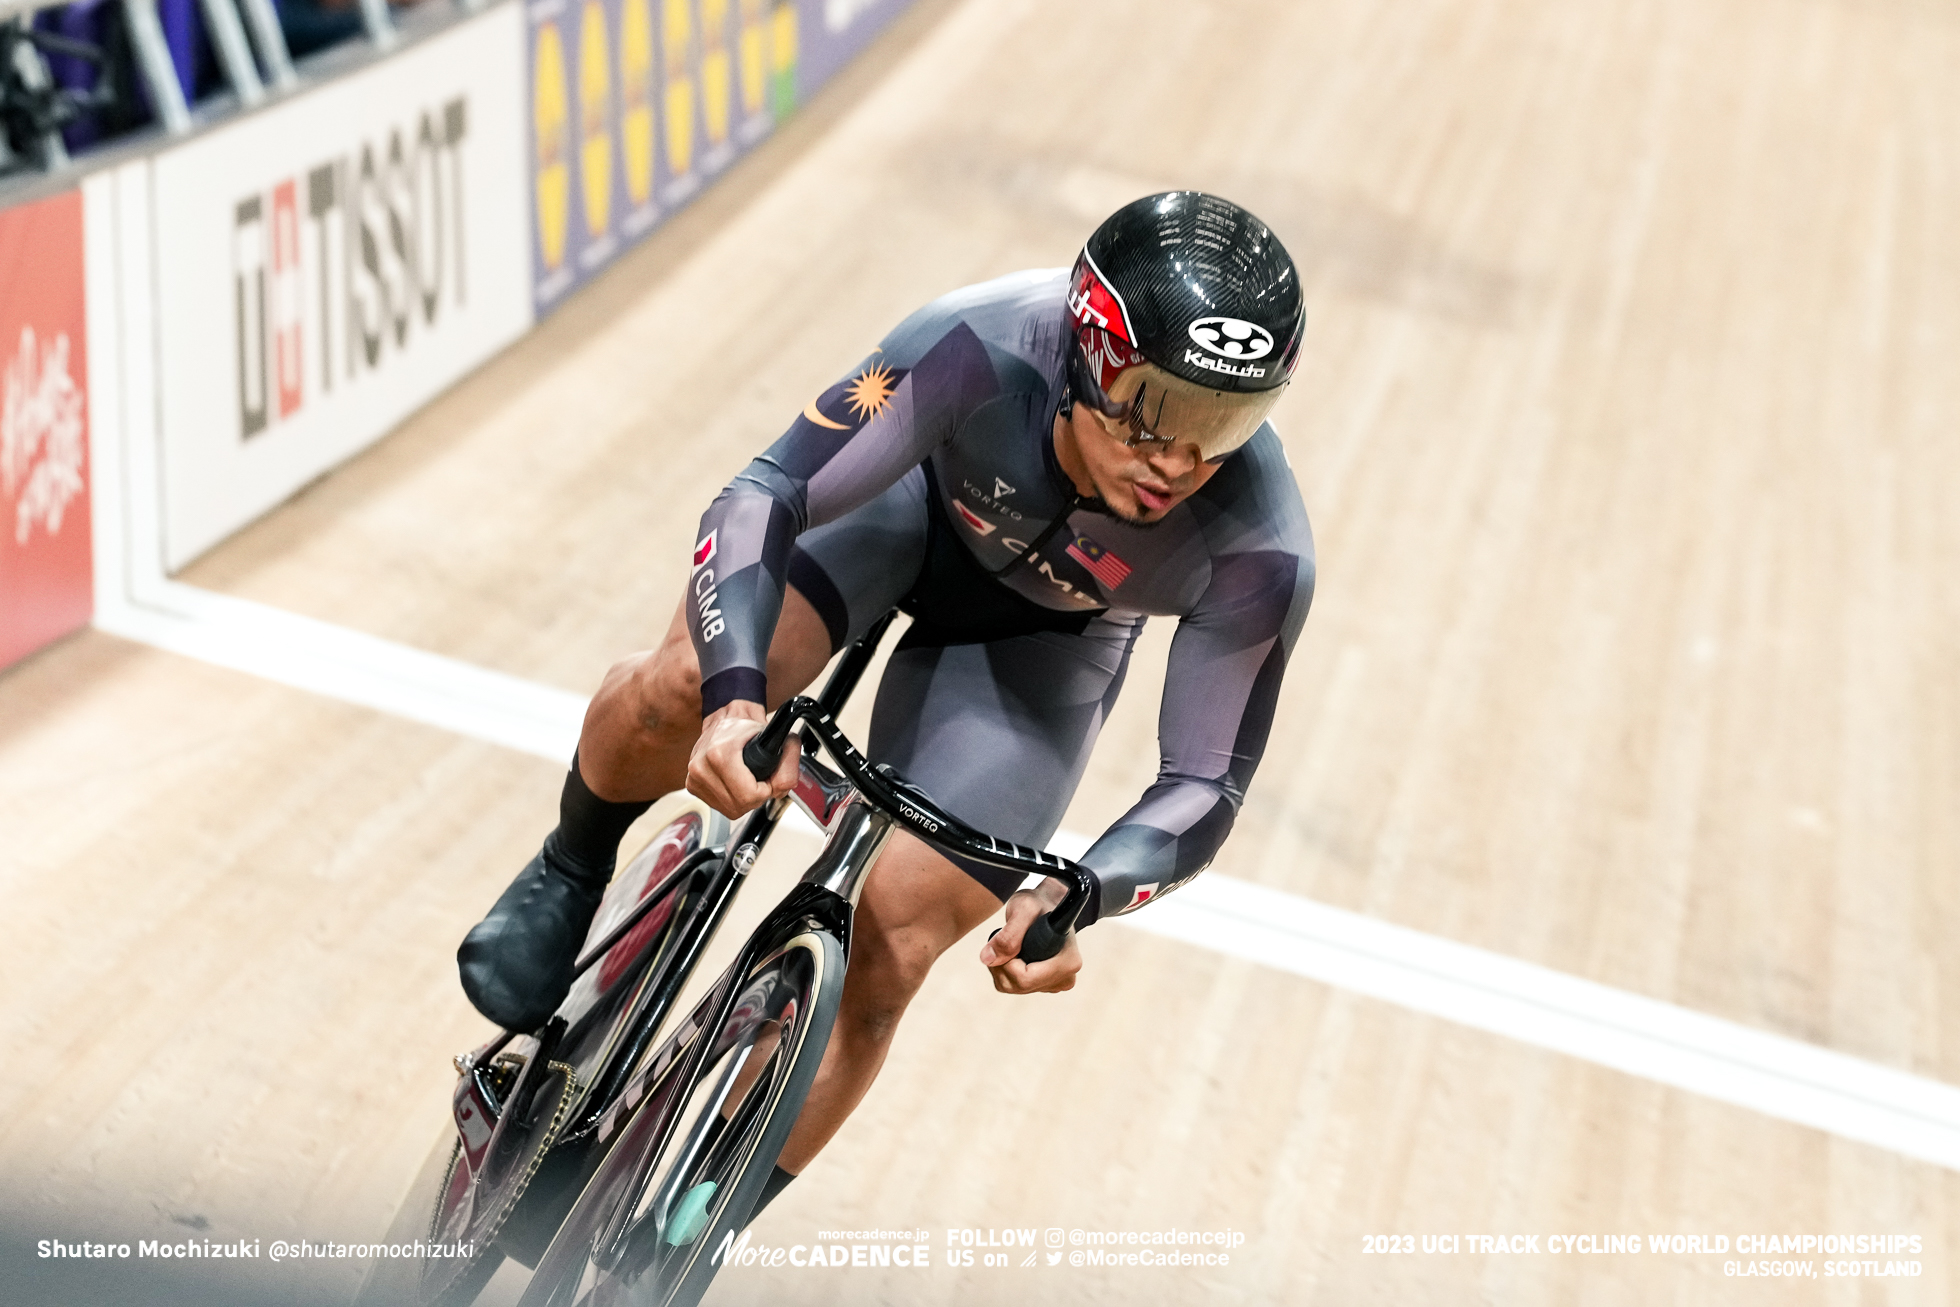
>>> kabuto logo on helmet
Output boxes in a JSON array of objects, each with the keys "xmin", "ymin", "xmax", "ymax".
[
  {"xmin": 1077, "ymin": 192, "xmax": 1303, "ymax": 396},
  {"xmin": 1064, "ymin": 193, "xmax": 1301, "ymax": 458},
  {"xmin": 1187, "ymin": 317, "xmax": 1275, "ymax": 361}
]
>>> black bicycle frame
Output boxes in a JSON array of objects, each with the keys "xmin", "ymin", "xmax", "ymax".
[{"xmin": 555, "ymin": 610, "xmax": 900, "ymax": 1138}]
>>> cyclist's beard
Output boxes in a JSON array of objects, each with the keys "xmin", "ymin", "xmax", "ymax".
[{"xmin": 1078, "ymin": 491, "xmax": 1168, "ymax": 529}]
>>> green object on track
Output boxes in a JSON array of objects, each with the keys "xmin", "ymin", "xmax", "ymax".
[{"xmin": 664, "ymin": 1180, "xmax": 718, "ymax": 1246}]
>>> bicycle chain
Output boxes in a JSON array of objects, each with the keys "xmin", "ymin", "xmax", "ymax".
[{"xmin": 422, "ymin": 1060, "xmax": 580, "ymax": 1307}]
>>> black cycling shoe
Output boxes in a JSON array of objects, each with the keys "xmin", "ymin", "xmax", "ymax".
[{"xmin": 457, "ymin": 832, "xmax": 610, "ymax": 1030}]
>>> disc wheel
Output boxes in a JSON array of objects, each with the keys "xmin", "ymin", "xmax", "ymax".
[
  {"xmin": 352, "ymin": 1126, "xmax": 464, "ymax": 1307},
  {"xmin": 358, "ymin": 806, "xmax": 723, "ymax": 1307},
  {"xmin": 518, "ymin": 924, "xmax": 846, "ymax": 1307}
]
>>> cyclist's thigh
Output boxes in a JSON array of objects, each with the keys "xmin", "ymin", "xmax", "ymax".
[
  {"xmin": 866, "ymin": 613, "xmax": 1145, "ymax": 898},
  {"xmin": 785, "ymin": 466, "xmax": 931, "ymax": 654}
]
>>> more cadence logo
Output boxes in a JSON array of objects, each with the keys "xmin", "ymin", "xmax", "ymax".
[{"xmin": 232, "ymin": 98, "xmax": 472, "ymax": 441}]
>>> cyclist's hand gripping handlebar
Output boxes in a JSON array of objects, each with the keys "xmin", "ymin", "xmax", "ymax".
[
  {"xmin": 740, "ymin": 707, "xmax": 799, "ymax": 783},
  {"xmin": 1012, "ymin": 916, "xmax": 1070, "ymax": 965},
  {"xmin": 990, "ymin": 909, "xmax": 1071, "ymax": 966}
]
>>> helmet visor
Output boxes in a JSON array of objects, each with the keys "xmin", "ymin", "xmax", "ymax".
[{"xmin": 1072, "ymin": 324, "xmax": 1282, "ymax": 460}]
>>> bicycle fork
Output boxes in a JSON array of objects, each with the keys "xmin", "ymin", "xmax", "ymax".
[{"xmin": 586, "ymin": 792, "xmax": 894, "ymax": 1269}]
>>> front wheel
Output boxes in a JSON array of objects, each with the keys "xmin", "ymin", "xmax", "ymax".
[{"xmin": 518, "ymin": 922, "xmax": 846, "ymax": 1307}]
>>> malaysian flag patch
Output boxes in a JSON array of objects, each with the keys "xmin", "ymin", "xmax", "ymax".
[{"xmin": 1066, "ymin": 534, "xmax": 1132, "ymax": 591}]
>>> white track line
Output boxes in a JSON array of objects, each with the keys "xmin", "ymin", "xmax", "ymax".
[
  {"xmin": 94, "ymin": 586, "xmax": 1960, "ymax": 1173},
  {"xmin": 1119, "ymin": 874, "xmax": 1960, "ymax": 1171},
  {"xmin": 96, "ymin": 581, "xmax": 587, "ymax": 761}
]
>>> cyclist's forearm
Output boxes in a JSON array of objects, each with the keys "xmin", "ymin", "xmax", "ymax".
[
  {"xmin": 1080, "ymin": 547, "xmax": 1309, "ymax": 922},
  {"xmin": 1075, "ymin": 780, "xmax": 1238, "ymax": 925},
  {"xmin": 688, "ymin": 481, "xmax": 794, "ymax": 715}
]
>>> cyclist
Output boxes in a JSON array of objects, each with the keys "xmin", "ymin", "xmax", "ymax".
[{"xmin": 458, "ymin": 190, "xmax": 1314, "ymax": 1214}]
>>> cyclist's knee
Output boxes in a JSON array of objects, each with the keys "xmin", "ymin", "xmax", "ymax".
[
  {"xmin": 840, "ymin": 989, "xmax": 910, "ymax": 1045},
  {"xmin": 841, "ymin": 925, "xmax": 937, "ymax": 1038}
]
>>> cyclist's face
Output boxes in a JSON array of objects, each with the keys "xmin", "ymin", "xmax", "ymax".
[{"xmin": 1058, "ymin": 403, "xmax": 1222, "ymax": 524}]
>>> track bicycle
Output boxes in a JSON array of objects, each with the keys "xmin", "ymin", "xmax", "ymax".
[{"xmin": 356, "ymin": 611, "xmax": 1093, "ymax": 1307}]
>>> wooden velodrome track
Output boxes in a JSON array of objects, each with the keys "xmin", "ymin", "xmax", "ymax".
[{"xmin": 3, "ymin": 0, "xmax": 1956, "ymax": 1302}]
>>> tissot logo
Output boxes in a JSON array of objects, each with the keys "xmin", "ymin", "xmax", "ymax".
[
  {"xmin": 232, "ymin": 97, "xmax": 471, "ymax": 441},
  {"xmin": 1187, "ymin": 316, "xmax": 1274, "ymax": 361}
]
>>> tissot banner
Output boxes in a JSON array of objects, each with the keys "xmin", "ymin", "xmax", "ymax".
[
  {"xmin": 0, "ymin": 188, "xmax": 93, "ymax": 672},
  {"xmin": 150, "ymin": 5, "xmax": 532, "ymax": 570},
  {"xmin": 526, "ymin": 0, "xmax": 918, "ymax": 311}
]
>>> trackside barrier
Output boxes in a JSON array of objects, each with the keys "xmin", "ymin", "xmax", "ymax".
[
  {"xmin": 525, "ymin": 0, "xmax": 920, "ymax": 310},
  {"xmin": 0, "ymin": 186, "xmax": 90, "ymax": 669},
  {"xmin": 145, "ymin": 5, "xmax": 532, "ymax": 568},
  {"xmin": 0, "ymin": 0, "xmax": 920, "ymax": 672}
]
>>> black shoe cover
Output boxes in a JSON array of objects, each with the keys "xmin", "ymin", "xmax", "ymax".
[{"xmin": 457, "ymin": 833, "xmax": 609, "ymax": 1030}]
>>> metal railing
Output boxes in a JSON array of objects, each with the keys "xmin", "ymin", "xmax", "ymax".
[{"xmin": 1, "ymin": 0, "xmax": 450, "ymax": 178}]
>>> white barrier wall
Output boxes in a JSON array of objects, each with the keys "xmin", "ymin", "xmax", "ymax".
[
  {"xmin": 7, "ymin": 0, "xmax": 925, "ymax": 654},
  {"xmin": 149, "ymin": 5, "xmax": 532, "ymax": 569}
]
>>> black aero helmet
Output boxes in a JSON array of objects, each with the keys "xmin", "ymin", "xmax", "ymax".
[{"xmin": 1065, "ymin": 191, "xmax": 1302, "ymax": 458}]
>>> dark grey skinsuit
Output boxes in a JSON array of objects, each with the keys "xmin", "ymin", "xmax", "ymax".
[{"xmin": 685, "ymin": 269, "xmax": 1314, "ymax": 925}]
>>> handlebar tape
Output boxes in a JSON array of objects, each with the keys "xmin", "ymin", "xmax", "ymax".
[
  {"xmin": 1015, "ymin": 912, "xmax": 1070, "ymax": 964},
  {"xmin": 742, "ymin": 711, "xmax": 798, "ymax": 781}
]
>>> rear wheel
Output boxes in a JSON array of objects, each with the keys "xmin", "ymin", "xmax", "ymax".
[
  {"xmin": 352, "ymin": 1128, "xmax": 464, "ymax": 1307},
  {"xmin": 518, "ymin": 923, "xmax": 847, "ymax": 1307},
  {"xmin": 357, "ymin": 805, "xmax": 725, "ymax": 1307},
  {"xmin": 348, "ymin": 1052, "xmax": 573, "ymax": 1307}
]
